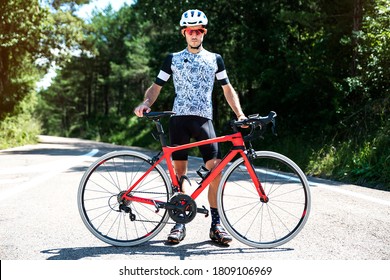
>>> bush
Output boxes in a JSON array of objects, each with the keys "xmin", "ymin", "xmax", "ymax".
[
  {"xmin": 307, "ymin": 125, "xmax": 390, "ymax": 191},
  {"xmin": 0, "ymin": 92, "xmax": 42, "ymax": 149}
]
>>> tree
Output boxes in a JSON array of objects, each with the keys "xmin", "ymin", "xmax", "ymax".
[
  {"xmin": 38, "ymin": 4, "xmax": 153, "ymax": 141},
  {"xmin": 37, "ymin": 0, "xmax": 389, "ymax": 186},
  {"xmin": 0, "ymin": 0, "xmax": 89, "ymax": 120}
]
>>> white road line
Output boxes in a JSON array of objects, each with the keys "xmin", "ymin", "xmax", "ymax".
[
  {"xmin": 0, "ymin": 178, "xmax": 26, "ymax": 184},
  {"xmin": 253, "ymin": 167, "xmax": 390, "ymax": 207},
  {"xmin": 311, "ymin": 182, "xmax": 390, "ymax": 207},
  {"xmin": 0, "ymin": 149, "xmax": 99, "ymax": 202},
  {"xmin": 0, "ymin": 149, "xmax": 99, "ymax": 175}
]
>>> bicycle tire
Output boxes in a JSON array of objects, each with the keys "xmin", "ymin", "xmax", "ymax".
[
  {"xmin": 217, "ymin": 151, "xmax": 311, "ymax": 248},
  {"xmin": 78, "ymin": 151, "xmax": 172, "ymax": 246}
]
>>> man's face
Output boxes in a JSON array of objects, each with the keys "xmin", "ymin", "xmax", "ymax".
[{"xmin": 181, "ymin": 25, "xmax": 207, "ymax": 49}]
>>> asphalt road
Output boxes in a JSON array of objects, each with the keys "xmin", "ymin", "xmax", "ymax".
[{"xmin": 0, "ymin": 135, "xmax": 389, "ymax": 261}]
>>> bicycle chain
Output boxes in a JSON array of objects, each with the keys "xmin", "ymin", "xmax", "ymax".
[
  {"xmin": 132, "ymin": 218, "xmax": 176, "ymax": 225},
  {"xmin": 128, "ymin": 190, "xmax": 174, "ymax": 196},
  {"xmin": 124, "ymin": 190, "xmax": 176, "ymax": 224}
]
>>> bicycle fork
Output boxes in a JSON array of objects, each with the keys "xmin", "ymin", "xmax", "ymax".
[{"xmin": 241, "ymin": 150, "xmax": 269, "ymax": 203}]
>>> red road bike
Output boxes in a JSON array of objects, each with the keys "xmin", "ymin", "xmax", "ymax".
[{"xmin": 78, "ymin": 111, "xmax": 311, "ymax": 248}]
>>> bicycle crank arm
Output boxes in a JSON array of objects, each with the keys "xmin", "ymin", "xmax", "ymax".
[{"xmin": 163, "ymin": 203, "xmax": 185, "ymax": 211}]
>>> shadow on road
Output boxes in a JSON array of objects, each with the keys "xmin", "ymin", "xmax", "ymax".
[{"xmin": 41, "ymin": 240, "xmax": 293, "ymax": 260}]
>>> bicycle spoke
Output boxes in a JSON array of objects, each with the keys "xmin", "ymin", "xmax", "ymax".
[
  {"xmin": 218, "ymin": 151, "xmax": 311, "ymax": 248},
  {"xmin": 268, "ymin": 201, "xmax": 302, "ymax": 220},
  {"xmin": 78, "ymin": 151, "xmax": 171, "ymax": 246}
]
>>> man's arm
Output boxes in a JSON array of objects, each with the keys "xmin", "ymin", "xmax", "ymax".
[
  {"xmin": 222, "ymin": 84, "xmax": 246, "ymax": 120},
  {"xmin": 134, "ymin": 83, "xmax": 162, "ymax": 117}
]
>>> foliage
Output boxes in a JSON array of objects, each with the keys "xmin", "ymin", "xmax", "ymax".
[
  {"xmin": 307, "ymin": 121, "xmax": 390, "ymax": 190},
  {"xmin": 2, "ymin": 0, "xmax": 389, "ymax": 187},
  {"xmin": 306, "ymin": 0, "xmax": 390, "ymax": 189},
  {"xmin": 37, "ymin": 5, "xmax": 152, "ymax": 142},
  {"xmin": 0, "ymin": 0, "xmax": 89, "ymax": 120},
  {"xmin": 0, "ymin": 0, "xmax": 92, "ymax": 148},
  {"xmin": 0, "ymin": 91, "xmax": 41, "ymax": 149}
]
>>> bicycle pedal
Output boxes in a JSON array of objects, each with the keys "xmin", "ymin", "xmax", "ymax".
[{"xmin": 197, "ymin": 206, "xmax": 209, "ymax": 217}]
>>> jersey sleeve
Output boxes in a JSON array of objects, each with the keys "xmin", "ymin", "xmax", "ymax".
[
  {"xmin": 215, "ymin": 54, "xmax": 230, "ymax": 85},
  {"xmin": 155, "ymin": 54, "xmax": 173, "ymax": 86}
]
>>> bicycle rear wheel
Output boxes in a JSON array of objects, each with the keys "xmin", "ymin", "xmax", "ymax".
[
  {"xmin": 78, "ymin": 151, "xmax": 171, "ymax": 246},
  {"xmin": 217, "ymin": 151, "xmax": 311, "ymax": 248}
]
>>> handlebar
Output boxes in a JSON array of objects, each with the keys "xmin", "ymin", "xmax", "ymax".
[
  {"xmin": 231, "ymin": 111, "xmax": 277, "ymax": 131},
  {"xmin": 231, "ymin": 111, "xmax": 277, "ymax": 141},
  {"xmin": 143, "ymin": 111, "xmax": 277, "ymax": 143}
]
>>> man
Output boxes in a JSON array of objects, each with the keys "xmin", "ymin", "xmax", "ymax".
[{"xmin": 134, "ymin": 9, "xmax": 246, "ymax": 245}]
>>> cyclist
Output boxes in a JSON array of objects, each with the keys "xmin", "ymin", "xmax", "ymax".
[{"xmin": 134, "ymin": 9, "xmax": 246, "ymax": 245}]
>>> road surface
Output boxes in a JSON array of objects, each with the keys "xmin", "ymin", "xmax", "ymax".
[{"xmin": 0, "ymin": 135, "xmax": 389, "ymax": 261}]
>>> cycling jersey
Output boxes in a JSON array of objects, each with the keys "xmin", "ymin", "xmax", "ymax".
[{"xmin": 155, "ymin": 48, "xmax": 230, "ymax": 120}]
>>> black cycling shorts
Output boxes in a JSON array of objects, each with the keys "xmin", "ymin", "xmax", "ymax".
[{"xmin": 169, "ymin": 115, "xmax": 221, "ymax": 163}]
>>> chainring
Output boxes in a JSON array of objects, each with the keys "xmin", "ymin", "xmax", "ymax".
[{"xmin": 167, "ymin": 193, "xmax": 197, "ymax": 224}]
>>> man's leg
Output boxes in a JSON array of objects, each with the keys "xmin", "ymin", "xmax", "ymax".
[
  {"xmin": 167, "ymin": 160, "xmax": 189, "ymax": 244},
  {"xmin": 205, "ymin": 158, "xmax": 221, "ymax": 208},
  {"xmin": 206, "ymin": 158, "xmax": 233, "ymax": 245},
  {"xmin": 174, "ymin": 160, "xmax": 191, "ymax": 192}
]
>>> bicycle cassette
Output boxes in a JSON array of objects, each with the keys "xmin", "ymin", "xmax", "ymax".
[{"xmin": 166, "ymin": 193, "xmax": 197, "ymax": 224}]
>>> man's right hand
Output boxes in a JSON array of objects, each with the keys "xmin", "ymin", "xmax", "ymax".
[
  {"xmin": 134, "ymin": 104, "xmax": 151, "ymax": 117},
  {"xmin": 134, "ymin": 84, "xmax": 162, "ymax": 117}
]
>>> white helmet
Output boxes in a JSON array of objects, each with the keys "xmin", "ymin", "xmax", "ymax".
[{"xmin": 180, "ymin": 9, "xmax": 208, "ymax": 27}]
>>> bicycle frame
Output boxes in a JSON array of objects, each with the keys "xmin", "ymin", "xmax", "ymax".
[
  {"xmin": 121, "ymin": 131, "xmax": 268, "ymax": 208},
  {"xmin": 79, "ymin": 110, "xmax": 310, "ymax": 248}
]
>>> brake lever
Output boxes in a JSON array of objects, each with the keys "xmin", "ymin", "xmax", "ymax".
[{"xmin": 271, "ymin": 118, "xmax": 277, "ymax": 136}]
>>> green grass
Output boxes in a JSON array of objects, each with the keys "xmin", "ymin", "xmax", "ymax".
[{"xmin": 307, "ymin": 132, "xmax": 390, "ymax": 191}]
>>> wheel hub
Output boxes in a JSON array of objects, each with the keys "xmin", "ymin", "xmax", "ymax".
[{"xmin": 260, "ymin": 196, "xmax": 269, "ymax": 203}]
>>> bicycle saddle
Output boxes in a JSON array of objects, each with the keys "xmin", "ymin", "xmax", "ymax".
[{"xmin": 143, "ymin": 111, "xmax": 175, "ymax": 120}]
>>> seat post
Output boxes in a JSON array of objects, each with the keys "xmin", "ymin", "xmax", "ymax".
[{"xmin": 153, "ymin": 119, "xmax": 167, "ymax": 147}]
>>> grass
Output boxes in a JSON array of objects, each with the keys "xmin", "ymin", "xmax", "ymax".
[{"xmin": 307, "ymin": 133, "xmax": 390, "ymax": 191}]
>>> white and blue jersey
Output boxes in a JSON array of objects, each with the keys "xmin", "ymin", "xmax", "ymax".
[{"xmin": 155, "ymin": 48, "xmax": 230, "ymax": 120}]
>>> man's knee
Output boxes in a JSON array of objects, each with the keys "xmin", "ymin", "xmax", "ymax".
[
  {"xmin": 205, "ymin": 158, "xmax": 221, "ymax": 170},
  {"xmin": 174, "ymin": 160, "xmax": 188, "ymax": 176}
]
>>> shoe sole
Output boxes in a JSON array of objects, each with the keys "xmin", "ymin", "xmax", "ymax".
[
  {"xmin": 210, "ymin": 236, "xmax": 233, "ymax": 245},
  {"xmin": 167, "ymin": 234, "xmax": 186, "ymax": 244},
  {"xmin": 167, "ymin": 238, "xmax": 182, "ymax": 243}
]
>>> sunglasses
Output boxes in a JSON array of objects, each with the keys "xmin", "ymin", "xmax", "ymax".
[{"xmin": 182, "ymin": 28, "xmax": 207, "ymax": 36}]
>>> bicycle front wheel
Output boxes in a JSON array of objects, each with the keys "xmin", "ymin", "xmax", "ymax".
[
  {"xmin": 217, "ymin": 151, "xmax": 311, "ymax": 248},
  {"xmin": 78, "ymin": 151, "xmax": 172, "ymax": 246}
]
